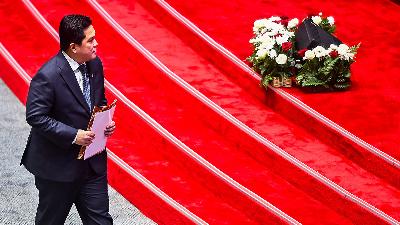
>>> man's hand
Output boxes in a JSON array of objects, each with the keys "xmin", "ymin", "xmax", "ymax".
[
  {"xmin": 105, "ymin": 121, "xmax": 116, "ymax": 137},
  {"xmin": 75, "ymin": 129, "xmax": 95, "ymax": 146}
]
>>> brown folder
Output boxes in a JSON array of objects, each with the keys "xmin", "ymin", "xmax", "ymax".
[{"xmin": 77, "ymin": 99, "xmax": 117, "ymax": 159}]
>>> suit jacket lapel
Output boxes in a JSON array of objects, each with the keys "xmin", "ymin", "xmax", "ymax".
[{"xmin": 56, "ymin": 52, "xmax": 91, "ymax": 114}]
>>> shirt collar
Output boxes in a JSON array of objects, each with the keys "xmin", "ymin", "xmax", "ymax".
[{"xmin": 62, "ymin": 51, "xmax": 85, "ymax": 72}]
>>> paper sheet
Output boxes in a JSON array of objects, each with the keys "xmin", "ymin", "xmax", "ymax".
[{"xmin": 84, "ymin": 104, "xmax": 116, "ymax": 160}]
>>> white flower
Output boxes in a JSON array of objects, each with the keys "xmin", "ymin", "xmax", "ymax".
[
  {"xmin": 346, "ymin": 52, "xmax": 355, "ymax": 60},
  {"xmin": 337, "ymin": 44, "xmax": 350, "ymax": 55},
  {"xmin": 276, "ymin": 54, "xmax": 288, "ymax": 64},
  {"xmin": 258, "ymin": 37, "xmax": 275, "ymax": 50},
  {"xmin": 260, "ymin": 27, "xmax": 268, "ymax": 34},
  {"xmin": 249, "ymin": 38, "xmax": 257, "ymax": 44},
  {"xmin": 313, "ymin": 46, "xmax": 328, "ymax": 58},
  {"xmin": 338, "ymin": 44, "xmax": 349, "ymax": 49},
  {"xmin": 340, "ymin": 52, "xmax": 355, "ymax": 61},
  {"xmin": 311, "ymin": 16, "xmax": 322, "ymax": 25},
  {"xmin": 266, "ymin": 21, "xmax": 285, "ymax": 34},
  {"xmin": 336, "ymin": 44, "xmax": 355, "ymax": 60},
  {"xmin": 287, "ymin": 18, "xmax": 299, "ymax": 29},
  {"xmin": 287, "ymin": 31, "xmax": 295, "ymax": 37},
  {"xmin": 276, "ymin": 34, "xmax": 290, "ymax": 45},
  {"xmin": 327, "ymin": 16, "xmax": 335, "ymax": 25},
  {"xmin": 269, "ymin": 49, "xmax": 277, "ymax": 58},
  {"xmin": 329, "ymin": 44, "xmax": 338, "ymax": 50},
  {"xmin": 254, "ymin": 19, "xmax": 268, "ymax": 29},
  {"xmin": 264, "ymin": 30, "xmax": 278, "ymax": 37},
  {"xmin": 253, "ymin": 19, "xmax": 268, "ymax": 33},
  {"xmin": 304, "ymin": 50, "xmax": 315, "ymax": 60},
  {"xmin": 256, "ymin": 48, "xmax": 269, "ymax": 59}
]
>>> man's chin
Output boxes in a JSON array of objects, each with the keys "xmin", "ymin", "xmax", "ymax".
[{"xmin": 89, "ymin": 53, "xmax": 97, "ymax": 60}]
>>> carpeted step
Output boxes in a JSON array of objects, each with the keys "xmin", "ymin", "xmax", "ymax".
[
  {"xmin": 0, "ymin": 2, "xmax": 271, "ymax": 224},
  {"xmin": 90, "ymin": 0, "xmax": 400, "ymax": 222},
  {"xmin": 1, "ymin": 0, "xmax": 398, "ymax": 224},
  {"xmin": 0, "ymin": 50, "xmax": 200, "ymax": 224},
  {"xmin": 162, "ymin": 0, "xmax": 400, "ymax": 160},
  {"xmin": 1, "ymin": 51, "xmax": 267, "ymax": 225},
  {"xmin": 141, "ymin": 0, "xmax": 400, "ymax": 191},
  {"xmin": 2, "ymin": 1, "xmax": 296, "ymax": 224},
  {"xmin": 28, "ymin": 0, "xmax": 400, "ymax": 223},
  {"xmin": 23, "ymin": 0, "xmax": 358, "ymax": 223}
]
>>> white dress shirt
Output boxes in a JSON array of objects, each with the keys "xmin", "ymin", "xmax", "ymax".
[{"xmin": 62, "ymin": 51, "xmax": 86, "ymax": 92}]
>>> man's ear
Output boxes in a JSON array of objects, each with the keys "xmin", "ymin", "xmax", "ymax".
[{"xmin": 70, "ymin": 43, "xmax": 77, "ymax": 53}]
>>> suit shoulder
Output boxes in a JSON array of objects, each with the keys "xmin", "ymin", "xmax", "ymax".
[{"xmin": 32, "ymin": 54, "xmax": 60, "ymax": 83}]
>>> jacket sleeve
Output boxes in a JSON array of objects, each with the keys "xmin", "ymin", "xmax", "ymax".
[{"xmin": 26, "ymin": 72, "xmax": 78, "ymax": 149}]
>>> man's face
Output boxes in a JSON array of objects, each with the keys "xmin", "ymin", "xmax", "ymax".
[{"xmin": 74, "ymin": 25, "xmax": 98, "ymax": 63}]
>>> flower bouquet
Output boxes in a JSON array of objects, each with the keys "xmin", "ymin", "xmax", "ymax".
[
  {"xmin": 247, "ymin": 16, "xmax": 301, "ymax": 87},
  {"xmin": 248, "ymin": 13, "xmax": 360, "ymax": 91},
  {"xmin": 296, "ymin": 43, "xmax": 359, "ymax": 91}
]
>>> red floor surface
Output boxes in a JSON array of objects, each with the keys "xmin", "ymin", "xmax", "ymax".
[{"xmin": 1, "ymin": 0, "xmax": 399, "ymax": 224}]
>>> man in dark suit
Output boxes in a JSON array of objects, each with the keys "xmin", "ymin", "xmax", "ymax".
[{"xmin": 21, "ymin": 14, "xmax": 116, "ymax": 225}]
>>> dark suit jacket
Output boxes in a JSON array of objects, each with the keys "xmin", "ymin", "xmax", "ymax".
[{"xmin": 22, "ymin": 51, "xmax": 108, "ymax": 182}]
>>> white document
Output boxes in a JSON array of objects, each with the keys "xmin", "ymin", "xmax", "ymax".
[{"xmin": 84, "ymin": 104, "xmax": 116, "ymax": 160}]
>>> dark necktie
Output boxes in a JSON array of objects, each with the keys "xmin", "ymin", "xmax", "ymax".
[{"xmin": 78, "ymin": 64, "xmax": 91, "ymax": 110}]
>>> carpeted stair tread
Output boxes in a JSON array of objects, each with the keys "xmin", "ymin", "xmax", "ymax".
[
  {"xmin": 0, "ymin": 2, "xmax": 266, "ymax": 224},
  {"xmin": 26, "ymin": 0, "xmax": 359, "ymax": 223},
  {"xmin": 91, "ymin": 0, "xmax": 400, "ymax": 220},
  {"xmin": 164, "ymin": 0, "xmax": 400, "ymax": 161}
]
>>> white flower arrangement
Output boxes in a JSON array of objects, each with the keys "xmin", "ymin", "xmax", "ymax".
[
  {"xmin": 248, "ymin": 13, "xmax": 360, "ymax": 91},
  {"xmin": 296, "ymin": 42, "xmax": 360, "ymax": 90},
  {"xmin": 247, "ymin": 16, "xmax": 297, "ymax": 86}
]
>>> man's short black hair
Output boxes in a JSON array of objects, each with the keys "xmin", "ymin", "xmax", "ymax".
[{"xmin": 59, "ymin": 14, "xmax": 92, "ymax": 51}]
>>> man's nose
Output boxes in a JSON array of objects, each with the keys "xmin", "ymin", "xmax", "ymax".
[{"xmin": 93, "ymin": 39, "xmax": 98, "ymax": 47}]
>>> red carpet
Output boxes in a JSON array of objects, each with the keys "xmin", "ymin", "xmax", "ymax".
[
  {"xmin": 165, "ymin": 0, "xmax": 400, "ymax": 161},
  {"xmin": 21, "ymin": 0, "xmax": 360, "ymax": 223},
  {"xmin": 94, "ymin": 0, "xmax": 400, "ymax": 221},
  {"xmin": 0, "ymin": 0, "xmax": 399, "ymax": 224},
  {"xmin": 1, "ymin": 1, "xmax": 282, "ymax": 224},
  {"xmin": 135, "ymin": 0, "xmax": 400, "ymax": 192}
]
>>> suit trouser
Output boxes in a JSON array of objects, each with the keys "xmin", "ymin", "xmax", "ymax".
[{"xmin": 34, "ymin": 169, "xmax": 113, "ymax": 225}]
